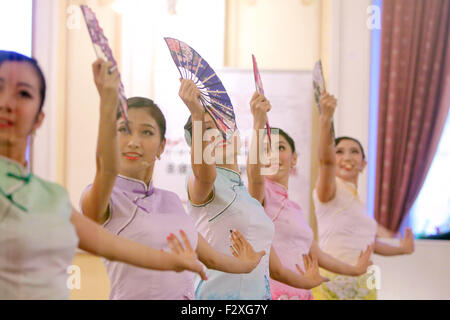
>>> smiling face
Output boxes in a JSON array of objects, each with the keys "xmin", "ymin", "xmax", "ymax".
[
  {"xmin": 117, "ymin": 108, "xmax": 165, "ymax": 179},
  {"xmin": 266, "ymin": 133, "xmax": 297, "ymax": 182},
  {"xmin": 335, "ymin": 139, "xmax": 367, "ymax": 182},
  {"xmin": 0, "ymin": 61, "xmax": 45, "ymax": 149}
]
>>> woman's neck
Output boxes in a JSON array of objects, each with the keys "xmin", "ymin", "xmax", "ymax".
[
  {"xmin": 120, "ymin": 164, "xmax": 155, "ymax": 187},
  {"xmin": 268, "ymin": 174, "xmax": 289, "ymax": 190},
  {"xmin": 0, "ymin": 140, "xmax": 28, "ymax": 168},
  {"xmin": 337, "ymin": 174, "xmax": 359, "ymax": 187}
]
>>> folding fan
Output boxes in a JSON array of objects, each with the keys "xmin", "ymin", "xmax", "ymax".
[
  {"xmin": 252, "ymin": 54, "xmax": 272, "ymax": 146},
  {"xmin": 164, "ymin": 37, "xmax": 237, "ymax": 141},
  {"xmin": 313, "ymin": 60, "xmax": 335, "ymax": 139},
  {"xmin": 80, "ymin": 5, "xmax": 130, "ymax": 133}
]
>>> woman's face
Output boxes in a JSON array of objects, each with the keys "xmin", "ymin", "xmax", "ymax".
[
  {"xmin": 335, "ymin": 139, "xmax": 366, "ymax": 181},
  {"xmin": 0, "ymin": 61, "xmax": 44, "ymax": 147},
  {"xmin": 201, "ymin": 112, "xmax": 240, "ymax": 165},
  {"xmin": 117, "ymin": 108, "xmax": 165, "ymax": 177},
  {"xmin": 266, "ymin": 133, "xmax": 297, "ymax": 182}
]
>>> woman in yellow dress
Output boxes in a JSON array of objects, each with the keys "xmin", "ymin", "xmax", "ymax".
[{"xmin": 312, "ymin": 92, "xmax": 415, "ymax": 300}]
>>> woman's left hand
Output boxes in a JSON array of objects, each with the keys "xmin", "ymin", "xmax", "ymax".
[
  {"xmin": 399, "ymin": 228, "xmax": 415, "ymax": 254},
  {"xmin": 296, "ymin": 254, "xmax": 329, "ymax": 287},
  {"xmin": 355, "ymin": 244, "xmax": 374, "ymax": 275},
  {"xmin": 229, "ymin": 229, "xmax": 266, "ymax": 271},
  {"xmin": 167, "ymin": 230, "xmax": 208, "ymax": 280}
]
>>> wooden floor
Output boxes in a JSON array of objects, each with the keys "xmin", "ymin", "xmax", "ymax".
[{"xmin": 70, "ymin": 252, "xmax": 110, "ymax": 300}]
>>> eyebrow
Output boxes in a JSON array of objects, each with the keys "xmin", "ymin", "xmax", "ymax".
[
  {"xmin": 18, "ymin": 82, "xmax": 35, "ymax": 89},
  {"xmin": 335, "ymin": 147, "xmax": 360, "ymax": 151},
  {"xmin": 118, "ymin": 121, "xmax": 155, "ymax": 129},
  {"xmin": 0, "ymin": 78, "xmax": 35, "ymax": 90}
]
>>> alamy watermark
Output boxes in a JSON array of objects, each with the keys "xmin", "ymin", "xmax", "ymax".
[
  {"xmin": 67, "ymin": 264, "xmax": 81, "ymax": 290},
  {"xmin": 366, "ymin": 265, "xmax": 381, "ymax": 290},
  {"xmin": 188, "ymin": 121, "xmax": 280, "ymax": 176},
  {"xmin": 367, "ymin": 5, "xmax": 381, "ymax": 30}
]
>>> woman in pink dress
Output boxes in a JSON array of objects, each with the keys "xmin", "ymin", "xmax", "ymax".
[{"xmin": 246, "ymin": 97, "xmax": 374, "ymax": 300}]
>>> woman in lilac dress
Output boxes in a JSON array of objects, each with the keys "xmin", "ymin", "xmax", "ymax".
[{"xmin": 80, "ymin": 59, "xmax": 264, "ymax": 300}]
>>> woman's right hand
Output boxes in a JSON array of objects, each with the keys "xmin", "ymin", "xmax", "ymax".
[
  {"xmin": 92, "ymin": 59, "xmax": 120, "ymax": 110},
  {"xmin": 178, "ymin": 79, "xmax": 204, "ymax": 117},
  {"xmin": 296, "ymin": 254, "xmax": 329, "ymax": 288},
  {"xmin": 319, "ymin": 92, "xmax": 337, "ymax": 120}
]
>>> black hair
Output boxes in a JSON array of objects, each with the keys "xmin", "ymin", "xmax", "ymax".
[
  {"xmin": 117, "ymin": 97, "xmax": 166, "ymax": 141},
  {"xmin": 271, "ymin": 127, "xmax": 296, "ymax": 153},
  {"xmin": 335, "ymin": 136, "xmax": 366, "ymax": 160},
  {"xmin": 0, "ymin": 50, "xmax": 46, "ymax": 113},
  {"xmin": 184, "ymin": 115, "xmax": 193, "ymax": 146}
]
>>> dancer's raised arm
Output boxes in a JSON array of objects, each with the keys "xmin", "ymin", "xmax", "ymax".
[
  {"xmin": 81, "ymin": 59, "xmax": 121, "ymax": 224},
  {"xmin": 316, "ymin": 93, "xmax": 338, "ymax": 203},
  {"xmin": 247, "ymin": 92, "xmax": 271, "ymax": 204},
  {"xmin": 179, "ymin": 79, "xmax": 216, "ymax": 205}
]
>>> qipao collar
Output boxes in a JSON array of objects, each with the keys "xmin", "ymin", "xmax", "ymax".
[{"xmin": 115, "ymin": 175, "xmax": 155, "ymax": 198}]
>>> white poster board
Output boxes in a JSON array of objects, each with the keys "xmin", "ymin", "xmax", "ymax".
[{"xmin": 153, "ymin": 67, "xmax": 312, "ymax": 215}]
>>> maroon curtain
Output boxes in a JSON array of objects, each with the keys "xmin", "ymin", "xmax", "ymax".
[{"xmin": 375, "ymin": 0, "xmax": 450, "ymax": 233}]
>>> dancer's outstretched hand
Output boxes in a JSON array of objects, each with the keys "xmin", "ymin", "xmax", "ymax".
[
  {"xmin": 355, "ymin": 244, "xmax": 374, "ymax": 275},
  {"xmin": 296, "ymin": 254, "xmax": 329, "ymax": 288},
  {"xmin": 179, "ymin": 79, "xmax": 204, "ymax": 117},
  {"xmin": 250, "ymin": 92, "xmax": 271, "ymax": 127},
  {"xmin": 229, "ymin": 229, "xmax": 265, "ymax": 272},
  {"xmin": 319, "ymin": 92, "xmax": 337, "ymax": 119},
  {"xmin": 399, "ymin": 228, "xmax": 415, "ymax": 254},
  {"xmin": 92, "ymin": 58, "xmax": 120, "ymax": 109},
  {"xmin": 167, "ymin": 230, "xmax": 207, "ymax": 280}
]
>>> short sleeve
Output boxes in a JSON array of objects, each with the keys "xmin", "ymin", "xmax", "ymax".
[{"xmin": 78, "ymin": 183, "xmax": 114, "ymax": 227}]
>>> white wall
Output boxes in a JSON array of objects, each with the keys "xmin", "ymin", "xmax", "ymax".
[
  {"xmin": 226, "ymin": 0, "xmax": 321, "ymax": 70},
  {"xmin": 32, "ymin": 0, "xmax": 61, "ymax": 182},
  {"xmin": 373, "ymin": 239, "xmax": 450, "ymax": 300},
  {"xmin": 324, "ymin": 0, "xmax": 372, "ymax": 204},
  {"xmin": 65, "ymin": 2, "xmax": 120, "ymax": 208}
]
